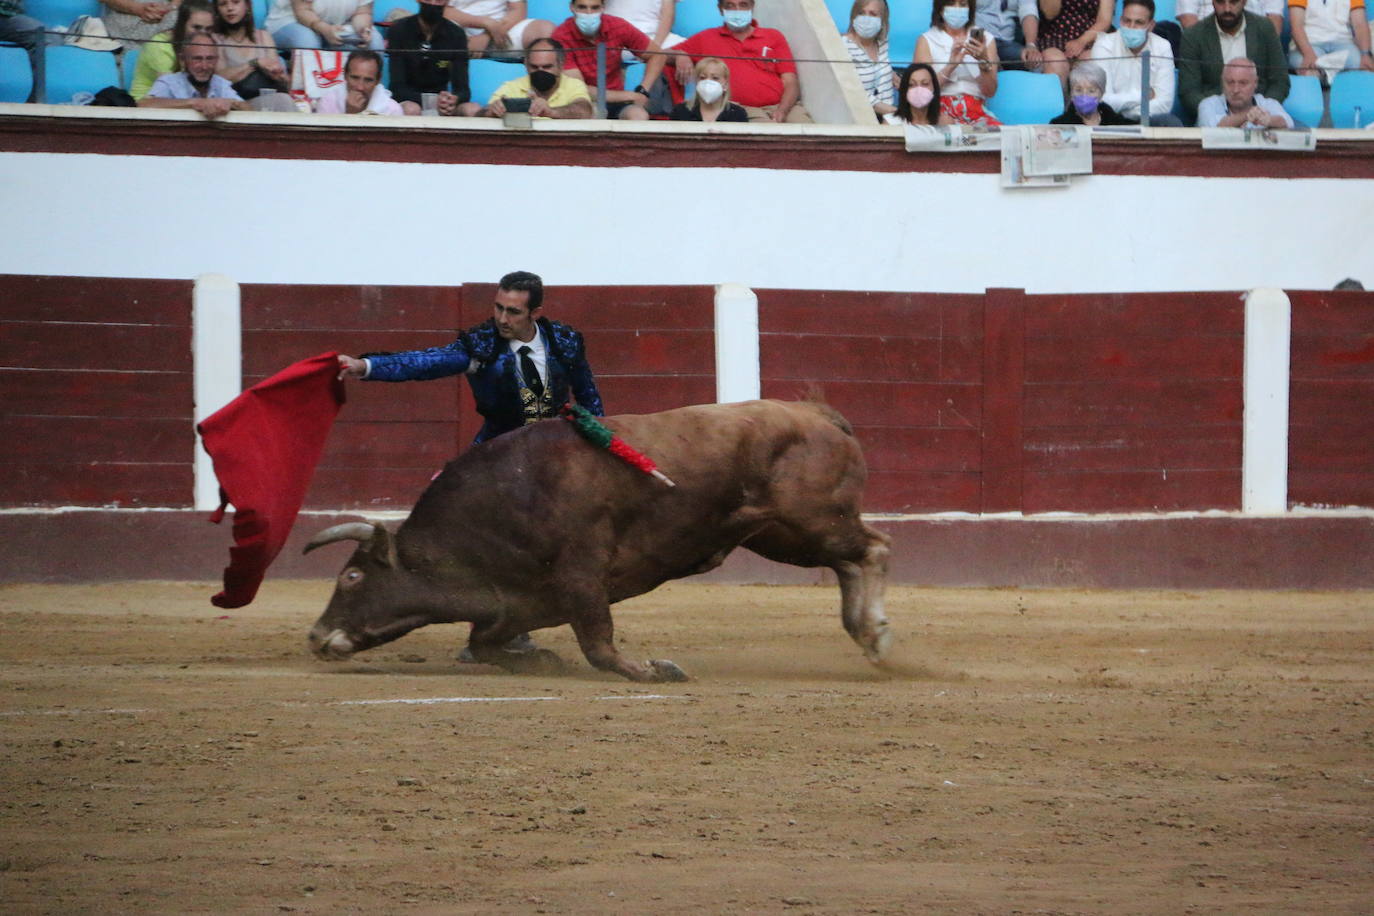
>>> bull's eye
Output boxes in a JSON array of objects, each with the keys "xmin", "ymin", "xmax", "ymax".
[{"xmin": 340, "ymin": 568, "xmax": 365, "ymax": 587}]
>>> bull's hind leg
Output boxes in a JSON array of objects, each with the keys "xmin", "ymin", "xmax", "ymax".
[{"xmin": 744, "ymin": 519, "xmax": 892, "ymax": 666}]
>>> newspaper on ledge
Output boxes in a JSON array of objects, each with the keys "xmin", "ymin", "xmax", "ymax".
[
  {"xmin": 1000, "ymin": 125, "xmax": 1093, "ymax": 188},
  {"xmin": 903, "ymin": 123, "xmax": 1002, "ymax": 152},
  {"xmin": 1200, "ymin": 127, "xmax": 1317, "ymax": 150}
]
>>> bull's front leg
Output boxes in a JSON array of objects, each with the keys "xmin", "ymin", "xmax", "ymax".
[
  {"xmin": 466, "ymin": 622, "xmax": 568, "ymax": 676},
  {"xmin": 563, "ymin": 585, "xmax": 688, "ymax": 683}
]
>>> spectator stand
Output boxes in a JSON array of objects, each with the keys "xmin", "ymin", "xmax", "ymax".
[
  {"xmin": 0, "ymin": 45, "xmax": 33, "ymax": 102},
  {"xmin": 1329, "ymin": 70, "xmax": 1374, "ymax": 128},
  {"xmin": 1285, "ymin": 72, "xmax": 1325, "ymax": 128},
  {"xmin": 25, "ymin": 0, "xmax": 99, "ymax": 28},
  {"xmin": 42, "ymin": 44, "xmax": 117, "ymax": 104},
  {"xmin": 989, "ymin": 69, "xmax": 1062, "ymax": 124}
]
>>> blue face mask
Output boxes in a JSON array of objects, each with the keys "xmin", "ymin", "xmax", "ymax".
[
  {"xmin": 1120, "ymin": 26, "xmax": 1148, "ymax": 49},
  {"xmin": 574, "ymin": 11, "xmax": 602, "ymax": 36},
  {"xmin": 942, "ymin": 5, "xmax": 969, "ymax": 28},
  {"xmin": 722, "ymin": 9, "xmax": 753, "ymax": 30}
]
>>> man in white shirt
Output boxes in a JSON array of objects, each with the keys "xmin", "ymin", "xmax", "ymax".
[
  {"xmin": 607, "ymin": 0, "xmax": 683, "ymax": 50},
  {"xmin": 315, "ymin": 49, "xmax": 404, "ymax": 114},
  {"xmin": 1287, "ymin": 0, "xmax": 1373, "ymax": 77},
  {"xmin": 1177, "ymin": 0, "xmax": 1284, "ymax": 33},
  {"xmin": 1196, "ymin": 56, "xmax": 1295, "ymax": 125},
  {"xmin": 446, "ymin": 0, "xmax": 555, "ymax": 57},
  {"xmin": 1091, "ymin": 0, "xmax": 1183, "ymax": 124}
]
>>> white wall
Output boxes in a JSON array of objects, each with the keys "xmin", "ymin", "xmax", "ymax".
[{"xmin": 2, "ymin": 151, "xmax": 1371, "ymax": 292}]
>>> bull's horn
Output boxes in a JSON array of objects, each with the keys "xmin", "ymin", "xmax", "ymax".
[{"xmin": 303, "ymin": 522, "xmax": 378, "ymax": 555}]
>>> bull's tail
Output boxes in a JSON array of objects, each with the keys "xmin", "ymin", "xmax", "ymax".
[{"xmin": 797, "ymin": 395, "xmax": 854, "ymax": 438}]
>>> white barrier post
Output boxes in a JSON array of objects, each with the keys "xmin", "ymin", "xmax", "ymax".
[
  {"xmin": 1242, "ymin": 287, "xmax": 1291, "ymax": 514},
  {"xmin": 192, "ymin": 273, "xmax": 242, "ymax": 511},
  {"xmin": 715, "ymin": 283, "xmax": 760, "ymax": 404}
]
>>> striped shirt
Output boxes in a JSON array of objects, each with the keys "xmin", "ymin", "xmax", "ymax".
[{"xmin": 843, "ymin": 35, "xmax": 895, "ymax": 109}]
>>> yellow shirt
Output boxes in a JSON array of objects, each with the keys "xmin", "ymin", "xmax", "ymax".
[{"xmin": 487, "ymin": 74, "xmax": 592, "ymax": 116}]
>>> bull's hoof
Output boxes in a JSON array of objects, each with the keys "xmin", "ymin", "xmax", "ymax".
[{"xmin": 648, "ymin": 659, "xmax": 690, "ymax": 683}]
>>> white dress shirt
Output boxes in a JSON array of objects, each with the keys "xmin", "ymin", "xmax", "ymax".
[{"xmin": 1091, "ymin": 29, "xmax": 1176, "ymax": 120}]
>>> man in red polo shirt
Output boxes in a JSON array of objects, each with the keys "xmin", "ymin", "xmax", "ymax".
[
  {"xmin": 670, "ymin": 0, "xmax": 811, "ymax": 123},
  {"xmin": 552, "ymin": 0, "xmax": 669, "ymax": 120}
]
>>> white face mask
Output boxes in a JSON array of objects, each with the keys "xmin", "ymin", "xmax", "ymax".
[
  {"xmin": 852, "ymin": 14, "xmax": 882, "ymax": 39},
  {"xmin": 696, "ymin": 78, "xmax": 725, "ymax": 104}
]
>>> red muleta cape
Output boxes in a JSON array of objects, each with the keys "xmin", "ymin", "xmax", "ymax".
[{"xmin": 197, "ymin": 352, "xmax": 345, "ymax": 608}]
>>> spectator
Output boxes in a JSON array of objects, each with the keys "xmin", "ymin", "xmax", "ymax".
[
  {"xmin": 606, "ymin": 0, "xmax": 683, "ymax": 56},
  {"xmin": 843, "ymin": 0, "xmax": 898, "ymax": 122},
  {"xmin": 1038, "ymin": 0, "xmax": 1113, "ymax": 92},
  {"xmin": 316, "ymin": 47, "xmax": 402, "ymax": 112},
  {"xmin": 1288, "ymin": 0, "xmax": 1373, "ymax": 78},
  {"xmin": 445, "ymin": 0, "xmax": 554, "ymax": 59},
  {"xmin": 1179, "ymin": 0, "xmax": 1288, "ymax": 121},
  {"xmin": 669, "ymin": 55, "xmax": 747, "ymax": 120},
  {"xmin": 265, "ymin": 0, "xmax": 385, "ymax": 52},
  {"xmin": 139, "ymin": 32, "xmax": 250, "ymax": 117},
  {"xmin": 670, "ymin": 0, "xmax": 812, "ymax": 123},
  {"xmin": 915, "ymin": 0, "xmax": 1001, "ymax": 126},
  {"xmin": 551, "ymin": 0, "xmax": 666, "ymax": 120},
  {"xmin": 130, "ymin": 0, "xmax": 215, "ymax": 101},
  {"xmin": 0, "ymin": 0, "xmax": 43, "ymax": 102},
  {"xmin": 388, "ymin": 0, "xmax": 476, "ymax": 115},
  {"xmin": 482, "ymin": 36, "xmax": 593, "ymax": 118},
  {"xmin": 1196, "ymin": 55, "xmax": 1295, "ymax": 124},
  {"xmin": 103, "ymin": 0, "xmax": 180, "ymax": 50},
  {"xmin": 1050, "ymin": 59, "xmax": 1131, "ymax": 122},
  {"xmin": 1177, "ymin": 0, "xmax": 1284, "ymax": 34},
  {"xmin": 213, "ymin": 0, "xmax": 289, "ymax": 100},
  {"xmin": 975, "ymin": 0, "xmax": 1044, "ymax": 69},
  {"xmin": 895, "ymin": 61, "xmax": 955, "ymax": 124},
  {"xmin": 1091, "ymin": 0, "xmax": 1183, "ymax": 125},
  {"xmin": 1333, "ymin": 278, "xmax": 1366, "ymax": 290}
]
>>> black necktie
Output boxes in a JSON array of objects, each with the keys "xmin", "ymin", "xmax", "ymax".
[{"xmin": 518, "ymin": 345, "xmax": 543, "ymax": 398}]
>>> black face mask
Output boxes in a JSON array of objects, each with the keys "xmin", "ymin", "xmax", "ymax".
[
  {"xmin": 529, "ymin": 69, "xmax": 557, "ymax": 93},
  {"xmin": 418, "ymin": 2, "xmax": 444, "ymax": 24}
]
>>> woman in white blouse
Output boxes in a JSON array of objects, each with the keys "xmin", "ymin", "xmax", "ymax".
[
  {"xmin": 265, "ymin": 0, "xmax": 385, "ymax": 51},
  {"xmin": 842, "ymin": 0, "xmax": 897, "ymax": 122},
  {"xmin": 913, "ymin": 0, "xmax": 1000, "ymax": 126}
]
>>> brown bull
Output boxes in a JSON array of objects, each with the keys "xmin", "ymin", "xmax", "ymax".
[{"xmin": 305, "ymin": 399, "xmax": 891, "ymax": 682}]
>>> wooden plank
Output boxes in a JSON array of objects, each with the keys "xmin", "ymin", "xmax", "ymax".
[
  {"xmin": 303, "ymin": 467, "xmax": 443, "ymax": 510},
  {"xmin": 309, "ymin": 375, "xmax": 463, "ymax": 424},
  {"xmin": 318, "ymin": 421, "xmax": 460, "ymax": 469},
  {"xmin": 863, "ymin": 470, "xmax": 982, "ymax": 513},
  {"xmin": 0, "ymin": 416, "xmax": 193, "ymax": 465},
  {"xmin": 0, "ymin": 322, "xmax": 191, "ymax": 373},
  {"xmin": 761, "ymin": 378, "xmax": 981, "ymax": 429},
  {"xmin": 1290, "ymin": 378, "xmax": 1374, "ymax": 414},
  {"xmin": 242, "ymin": 284, "xmax": 460, "ymax": 332},
  {"xmin": 0, "ymin": 275, "xmax": 191, "ymax": 324},
  {"xmin": 981, "ymin": 288, "xmax": 1024, "ymax": 514},
  {"xmin": 597, "ymin": 376, "xmax": 715, "ymax": 414},
  {"xmin": 1025, "ymin": 335, "xmax": 1242, "ymax": 383},
  {"xmin": 1025, "ymin": 292, "xmax": 1245, "ymax": 338},
  {"xmin": 542, "ymin": 286, "xmax": 715, "ymax": 331},
  {"xmin": 587, "ymin": 329, "xmax": 714, "ymax": 374},
  {"xmin": 1291, "ymin": 335, "xmax": 1374, "ymax": 379},
  {"xmin": 1289, "ymin": 471, "xmax": 1374, "ymax": 509},
  {"xmin": 1288, "ymin": 289, "xmax": 1374, "ymax": 335},
  {"xmin": 0, "ymin": 368, "xmax": 192, "ymax": 419},
  {"xmin": 1288, "ymin": 430, "xmax": 1374, "ymax": 472},
  {"xmin": 1024, "ymin": 469, "xmax": 1241, "ymax": 513},
  {"xmin": 1025, "ymin": 379, "xmax": 1243, "ymax": 427},
  {"xmin": 853, "ymin": 425, "xmax": 982, "ymax": 473},
  {"xmin": 757, "ymin": 289, "xmax": 966, "ymax": 335},
  {"xmin": 0, "ymin": 462, "xmax": 192, "ymax": 507},
  {"xmin": 761, "ymin": 334, "xmax": 943, "ymax": 382},
  {"xmin": 1023, "ymin": 426, "xmax": 1241, "ymax": 472},
  {"xmin": 242, "ymin": 329, "xmax": 465, "ymax": 380}
]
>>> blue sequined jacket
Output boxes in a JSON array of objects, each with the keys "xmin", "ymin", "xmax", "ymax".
[{"xmin": 365, "ymin": 317, "xmax": 604, "ymax": 443}]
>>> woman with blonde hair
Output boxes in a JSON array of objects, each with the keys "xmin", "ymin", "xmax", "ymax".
[
  {"xmin": 843, "ymin": 0, "xmax": 897, "ymax": 121},
  {"xmin": 669, "ymin": 56, "xmax": 748, "ymax": 123}
]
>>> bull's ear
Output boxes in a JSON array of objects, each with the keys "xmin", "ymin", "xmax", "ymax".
[{"xmin": 368, "ymin": 523, "xmax": 399, "ymax": 568}]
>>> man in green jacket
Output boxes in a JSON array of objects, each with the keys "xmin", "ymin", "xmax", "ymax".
[{"xmin": 1178, "ymin": 0, "xmax": 1289, "ymax": 122}]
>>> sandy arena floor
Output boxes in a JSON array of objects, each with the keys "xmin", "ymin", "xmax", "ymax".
[{"xmin": 0, "ymin": 580, "xmax": 1371, "ymax": 914}]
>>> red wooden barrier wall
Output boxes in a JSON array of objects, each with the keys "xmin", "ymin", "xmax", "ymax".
[
  {"xmin": 1288, "ymin": 289, "xmax": 1374, "ymax": 509},
  {"xmin": 0, "ymin": 275, "xmax": 194, "ymax": 507}
]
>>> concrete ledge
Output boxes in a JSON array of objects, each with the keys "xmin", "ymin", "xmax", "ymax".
[{"xmin": 4, "ymin": 509, "xmax": 1371, "ymax": 590}]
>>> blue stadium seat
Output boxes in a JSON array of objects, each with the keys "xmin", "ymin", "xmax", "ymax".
[
  {"xmin": 43, "ymin": 44, "xmax": 118, "ymax": 103},
  {"xmin": 375, "ymin": 0, "xmax": 418, "ymax": 23},
  {"xmin": 121, "ymin": 46, "xmax": 138, "ymax": 89},
  {"xmin": 621, "ymin": 59, "xmax": 644, "ymax": 91},
  {"xmin": 1329, "ymin": 70, "xmax": 1374, "ymax": 128},
  {"xmin": 1153, "ymin": 0, "xmax": 1178, "ymax": 22},
  {"xmin": 525, "ymin": 0, "xmax": 569, "ymax": 23},
  {"xmin": 467, "ymin": 57, "xmax": 521, "ymax": 106},
  {"xmin": 0, "ymin": 46, "xmax": 34, "ymax": 102},
  {"xmin": 988, "ymin": 69, "xmax": 1062, "ymax": 124},
  {"xmin": 25, "ymin": 0, "xmax": 100, "ymax": 28},
  {"xmin": 889, "ymin": 0, "xmax": 932, "ymax": 66},
  {"xmin": 673, "ymin": 0, "xmax": 722, "ymax": 37},
  {"xmin": 825, "ymin": 0, "xmax": 852, "ymax": 31},
  {"xmin": 1283, "ymin": 73, "xmax": 1324, "ymax": 128},
  {"xmin": 252, "ymin": 0, "xmax": 269, "ymax": 28}
]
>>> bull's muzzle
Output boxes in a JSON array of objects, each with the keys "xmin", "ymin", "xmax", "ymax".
[{"xmin": 308, "ymin": 624, "xmax": 357, "ymax": 660}]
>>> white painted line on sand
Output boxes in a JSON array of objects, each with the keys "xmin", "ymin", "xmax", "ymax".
[{"xmin": 337, "ymin": 696, "xmax": 562, "ymax": 706}]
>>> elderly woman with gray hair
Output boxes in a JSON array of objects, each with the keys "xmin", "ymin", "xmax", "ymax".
[{"xmin": 1050, "ymin": 61, "xmax": 1130, "ymax": 126}]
